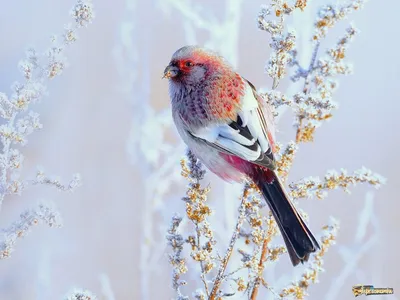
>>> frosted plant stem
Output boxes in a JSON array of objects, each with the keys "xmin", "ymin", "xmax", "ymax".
[
  {"xmin": 0, "ymin": 113, "xmax": 17, "ymax": 207},
  {"xmin": 195, "ymin": 223, "xmax": 210, "ymax": 296},
  {"xmin": 296, "ymin": 41, "xmax": 320, "ymax": 143},
  {"xmin": 303, "ymin": 41, "xmax": 320, "ymax": 94},
  {"xmin": 209, "ymin": 190, "xmax": 247, "ymax": 300},
  {"xmin": 250, "ymin": 238, "xmax": 269, "ymax": 300}
]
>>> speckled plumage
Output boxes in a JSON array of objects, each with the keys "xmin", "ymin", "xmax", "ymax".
[
  {"xmin": 165, "ymin": 46, "xmax": 319, "ymax": 266},
  {"xmin": 169, "ymin": 47, "xmax": 244, "ymax": 129}
]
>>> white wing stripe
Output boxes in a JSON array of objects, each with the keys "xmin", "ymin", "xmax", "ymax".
[
  {"xmin": 239, "ymin": 82, "xmax": 271, "ymax": 153},
  {"xmin": 218, "ymin": 124, "xmax": 256, "ymax": 146},
  {"xmin": 216, "ymin": 136, "xmax": 261, "ymax": 161},
  {"xmin": 192, "ymin": 124, "xmax": 256, "ymax": 147}
]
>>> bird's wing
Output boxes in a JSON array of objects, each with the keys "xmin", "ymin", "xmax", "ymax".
[
  {"xmin": 245, "ymin": 79, "xmax": 276, "ymax": 150},
  {"xmin": 187, "ymin": 79, "xmax": 277, "ymax": 170}
]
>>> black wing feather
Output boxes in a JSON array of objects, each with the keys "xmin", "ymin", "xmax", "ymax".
[{"xmin": 228, "ymin": 115, "xmax": 276, "ymax": 170}]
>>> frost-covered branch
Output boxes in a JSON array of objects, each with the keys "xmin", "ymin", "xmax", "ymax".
[
  {"xmin": 26, "ymin": 169, "xmax": 82, "ymax": 192},
  {"xmin": 0, "ymin": 0, "xmax": 94, "ymax": 258},
  {"xmin": 290, "ymin": 167, "xmax": 386, "ymax": 200},
  {"xmin": 257, "ymin": 0, "xmax": 307, "ymax": 89},
  {"xmin": 209, "ymin": 188, "xmax": 248, "ymax": 300},
  {"xmin": 0, "ymin": 203, "xmax": 62, "ymax": 259}
]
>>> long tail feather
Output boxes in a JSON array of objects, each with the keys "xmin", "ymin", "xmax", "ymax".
[{"xmin": 253, "ymin": 170, "xmax": 320, "ymax": 266}]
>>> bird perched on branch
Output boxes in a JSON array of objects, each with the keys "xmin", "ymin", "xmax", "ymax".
[{"xmin": 163, "ymin": 46, "xmax": 319, "ymax": 266}]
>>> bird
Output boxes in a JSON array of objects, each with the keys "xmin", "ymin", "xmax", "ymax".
[{"xmin": 163, "ymin": 45, "xmax": 319, "ymax": 266}]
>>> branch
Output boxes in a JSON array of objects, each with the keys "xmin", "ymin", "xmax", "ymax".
[
  {"xmin": 209, "ymin": 187, "xmax": 249, "ymax": 300},
  {"xmin": 249, "ymin": 238, "xmax": 269, "ymax": 299},
  {"xmin": 289, "ymin": 167, "xmax": 386, "ymax": 200},
  {"xmin": 0, "ymin": 0, "xmax": 94, "ymax": 207},
  {"xmin": 0, "ymin": 203, "xmax": 62, "ymax": 259},
  {"xmin": 26, "ymin": 169, "xmax": 81, "ymax": 192},
  {"xmin": 295, "ymin": 41, "xmax": 320, "ymax": 143}
]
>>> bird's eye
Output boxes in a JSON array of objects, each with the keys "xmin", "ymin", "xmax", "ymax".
[{"xmin": 185, "ymin": 61, "xmax": 194, "ymax": 67}]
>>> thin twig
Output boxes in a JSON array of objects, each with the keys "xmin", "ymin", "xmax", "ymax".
[
  {"xmin": 209, "ymin": 188, "xmax": 248, "ymax": 300},
  {"xmin": 249, "ymin": 233, "xmax": 270, "ymax": 299},
  {"xmin": 295, "ymin": 118, "xmax": 304, "ymax": 143},
  {"xmin": 303, "ymin": 42, "xmax": 320, "ymax": 94},
  {"xmin": 196, "ymin": 224, "xmax": 210, "ymax": 296},
  {"xmin": 296, "ymin": 42, "xmax": 320, "ymax": 143}
]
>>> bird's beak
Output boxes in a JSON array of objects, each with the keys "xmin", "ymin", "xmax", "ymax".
[{"xmin": 163, "ymin": 65, "xmax": 179, "ymax": 79}]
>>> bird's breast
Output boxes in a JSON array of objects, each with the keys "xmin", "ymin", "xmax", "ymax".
[{"xmin": 170, "ymin": 74, "xmax": 246, "ymax": 129}]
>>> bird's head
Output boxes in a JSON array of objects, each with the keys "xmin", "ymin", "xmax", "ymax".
[{"xmin": 163, "ymin": 46, "xmax": 227, "ymax": 84}]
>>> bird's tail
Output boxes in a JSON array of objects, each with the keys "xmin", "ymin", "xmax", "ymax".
[{"xmin": 253, "ymin": 169, "xmax": 320, "ymax": 266}]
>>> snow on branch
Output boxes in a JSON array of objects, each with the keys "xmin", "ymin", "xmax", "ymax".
[
  {"xmin": 0, "ymin": 0, "xmax": 94, "ymax": 258},
  {"xmin": 0, "ymin": 203, "xmax": 62, "ymax": 259},
  {"xmin": 290, "ymin": 167, "xmax": 386, "ymax": 200}
]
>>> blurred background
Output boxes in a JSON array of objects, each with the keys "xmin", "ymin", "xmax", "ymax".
[{"xmin": 0, "ymin": 0, "xmax": 398, "ymax": 299}]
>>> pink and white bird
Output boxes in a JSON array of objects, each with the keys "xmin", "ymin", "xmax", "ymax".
[{"xmin": 164, "ymin": 46, "xmax": 319, "ymax": 266}]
